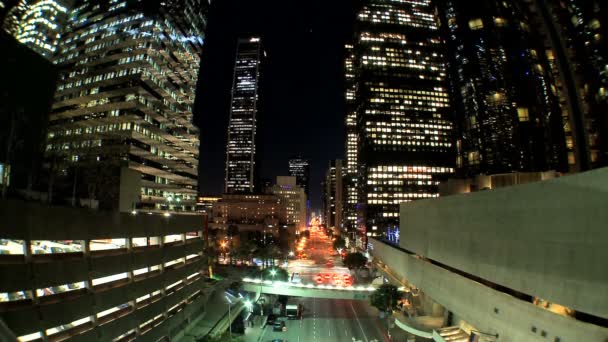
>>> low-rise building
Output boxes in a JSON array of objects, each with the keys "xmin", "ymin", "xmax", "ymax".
[
  {"xmin": 211, "ymin": 194, "xmax": 287, "ymax": 237},
  {"xmin": 271, "ymin": 176, "xmax": 307, "ymax": 234}
]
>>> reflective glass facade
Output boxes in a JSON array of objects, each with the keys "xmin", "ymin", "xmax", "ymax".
[
  {"xmin": 225, "ymin": 37, "xmax": 262, "ymax": 194},
  {"xmin": 524, "ymin": 0, "xmax": 607, "ymax": 170},
  {"xmin": 438, "ymin": 0, "xmax": 568, "ymax": 177},
  {"xmin": 353, "ymin": 0, "xmax": 454, "ymax": 240}
]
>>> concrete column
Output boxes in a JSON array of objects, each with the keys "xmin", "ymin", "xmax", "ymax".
[
  {"xmin": 158, "ymin": 236, "xmax": 168, "ymax": 319},
  {"xmin": 24, "ymin": 240, "xmax": 48, "ymax": 341},
  {"xmin": 125, "ymin": 238, "xmax": 140, "ymax": 336},
  {"xmin": 82, "ymin": 239, "xmax": 100, "ymax": 340}
]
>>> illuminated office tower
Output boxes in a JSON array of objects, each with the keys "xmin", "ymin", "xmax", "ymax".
[
  {"xmin": 46, "ymin": 0, "xmax": 208, "ymax": 212},
  {"xmin": 353, "ymin": 0, "xmax": 454, "ymax": 241},
  {"xmin": 343, "ymin": 43, "xmax": 359, "ymax": 232},
  {"xmin": 323, "ymin": 160, "xmax": 343, "ymax": 234},
  {"xmin": 2, "ymin": 0, "xmax": 71, "ymax": 59},
  {"xmin": 521, "ymin": 0, "xmax": 607, "ymax": 171},
  {"xmin": 225, "ymin": 37, "xmax": 263, "ymax": 194},
  {"xmin": 437, "ymin": 0, "xmax": 567, "ymax": 177},
  {"xmin": 288, "ymin": 157, "xmax": 310, "ymax": 198}
]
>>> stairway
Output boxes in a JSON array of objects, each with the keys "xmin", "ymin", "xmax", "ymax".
[{"xmin": 436, "ymin": 326, "xmax": 470, "ymax": 342}]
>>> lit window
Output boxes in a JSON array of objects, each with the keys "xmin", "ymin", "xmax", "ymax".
[
  {"xmin": 468, "ymin": 19, "xmax": 484, "ymax": 30},
  {"xmin": 517, "ymin": 107, "xmax": 529, "ymax": 122}
]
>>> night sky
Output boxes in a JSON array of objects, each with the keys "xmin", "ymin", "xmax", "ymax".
[{"xmin": 194, "ymin": 1, "xmax": 356, "ymax": 210}]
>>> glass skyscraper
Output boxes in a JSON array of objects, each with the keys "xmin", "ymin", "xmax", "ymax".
[
  {"xmin": 352, "ymin": 0, "xmax": 454, "ymax": 241},
  {"xmin": 46, "ymin": 0, "xmax": 208, "ymax": 212},
  {"xmin": 523, "ymin": 0, "xmax": 607, "ymax": 171},
  {"xmin": 437, "ymin": 0, "xmax": 568, "ymax": 176},
  {"xmin": 225, "ymin": 37, "xmax": 263, "ymax": 194}
]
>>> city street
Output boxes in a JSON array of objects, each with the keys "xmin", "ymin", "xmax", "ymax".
[
  {"xmin": 286, "ymin": 227, "xmax": 354, "ymax": 286},
  {"xmin": 242, "ymin": 225, "xmax": 410, "ymax": 342},
  {"xmin": 248, "ymin": 297, "xmax": 408, "ymax": 342}
]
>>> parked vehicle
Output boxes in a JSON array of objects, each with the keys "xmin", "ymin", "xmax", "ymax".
[{"xmin": 273, "ymin": 320, "xmax": 287, "ymax": 332}]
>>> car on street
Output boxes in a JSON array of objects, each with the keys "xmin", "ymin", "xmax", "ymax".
[{"xmin": 272, "ymin": 320, "xmax": 287, "ymax": 332}]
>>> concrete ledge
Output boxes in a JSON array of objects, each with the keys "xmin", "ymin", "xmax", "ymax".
[
  {"xmin": 371, "ymin": 239, "xmax": 608, "ymax": 341},
  {"xmin": 399, "ymin": 168, "xmax": 608, "ymax": 317}
]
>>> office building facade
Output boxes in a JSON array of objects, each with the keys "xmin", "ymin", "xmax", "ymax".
[
  {"xmin": 343, "ymin": 43, "xmax": 359, "ymax": 232},
  {"xmin": 287, "ymin": 157, "xmax": 310, "ymax": 198},
  {"xmin": 224, "ymin": 37, "xmax": 263, "ymax": 194},
  {"xmin": 352, "ymin": 0, "xmax": 454, "ymax": 241},
  {"xmin": 271, "ymin": 176, "xmax": 307, "ymax": 233},
  {"xmin": 46, "ymin": 0, "xmax": 208, "ymax": 212},
  {"xmin": 437, "ymin": 0, "xmax": 568, "ymax": 177},
  {"xmin": 521, "ymin": 0, "xmax": 607, "ymax": 171},
  {"xmin": 1, "ymin": 0, "xmax": 70, "ymax": 59}
]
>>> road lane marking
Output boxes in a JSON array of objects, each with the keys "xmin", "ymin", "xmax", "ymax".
[{"xmin": 350, "ymin": 301, "xmax": 369, "ymax": 342}]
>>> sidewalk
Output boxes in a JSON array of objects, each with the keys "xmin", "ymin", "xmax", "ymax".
[
  {"xmin": 243, "ymin": 315, "xmax": 268, "ymax": 342},
  {"xmin": 176, "ymin": 284, "xmax": 232, "ymax": 341}
]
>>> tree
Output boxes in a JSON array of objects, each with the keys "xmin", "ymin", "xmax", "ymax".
[
  {"xmin": 227, "ymin": 224, "xmax": 239, "ymax": 238},
  {"xmin": 370, "ymin": 284, "xmax": 401, "ymax": 313},
  {"xmin": 343, "ymin": 252, "xmax": 367, "ymax": 269},
  {"xmin": 333, "ymin": 237, "xmax": 346, "ymax": 251}
]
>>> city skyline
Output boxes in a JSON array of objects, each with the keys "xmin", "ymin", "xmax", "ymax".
[
  {"xmin": 0, "ymin": 1, "xmax": 607, "ymax": 342},
  {"xmin": 195, "ymin": 0, "xmax": 353, "ymax": 210}
]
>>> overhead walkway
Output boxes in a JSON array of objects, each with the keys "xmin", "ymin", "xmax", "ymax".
[{"xmin": 241, "ymin": 277, "xmax": 381, "ymax": 301}]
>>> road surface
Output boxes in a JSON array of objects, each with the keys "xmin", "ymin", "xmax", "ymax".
[{"xmin": 254, "ymin": 297, "xmax": 409, "ymax": 342}]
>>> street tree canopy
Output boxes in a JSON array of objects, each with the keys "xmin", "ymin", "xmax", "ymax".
[
  {"xmin": 332, "ymin": 236, "xmax": 346, "ymax": 250},
  {"xmin": 343, "ymin": 252, "xmax": 367, "ymax": 269},
  {"xmin": 370, "ymin": 283, "xmax": 401, "ymax": 313}
]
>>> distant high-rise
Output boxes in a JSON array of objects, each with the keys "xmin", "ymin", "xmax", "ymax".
[
  {"xmin": 352, "ymin": 0, "xmax": 454, "ymax": 241},
  {"xmin": 288, "ymin": 157, "xmax": 310, "ymax": 198},
  {"xmin": 323, "ymin": 160, "xmax": 343, "ymax": 234},
  {"xmin": 2, "ymin": 0, "xmax": 71, "ymax": 59},
  {"xmin": 225, "ymin": 37, "xmax": 263, "ymax": 194},
  {"xmin": 46, "ymin": 0, "xmax": 208, "ymax": 212},
  {"xmin": 272, "ymin": 176, "xmax": 307, "ymax": 233},
  {"xmin": 437, "ymin": 0, "xmax": 568, "ymax": 177}
]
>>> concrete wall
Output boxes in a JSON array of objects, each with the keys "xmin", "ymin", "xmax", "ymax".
[
  {"xmin": 119, "ymin": 167, "xmax": 142, "ymax": 213},
  {"xmin": 399, "ymin": 168, "xmax": 608, "ymax": 319},
  {"xmin": 0, "ymin": 200, "xmax": 210, "ymax": 341},
  {"xmin": 369, "ymin": 238, "xmax": 608, "ymax": 342}
]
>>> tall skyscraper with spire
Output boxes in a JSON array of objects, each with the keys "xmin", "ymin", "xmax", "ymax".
[
  {"xmin": 351, "ymin": 0, "xmax": 455, "ymax": 242},
  {"xmin": 225, "ymin": 37, "xmax": 263, "ymax": 194}
]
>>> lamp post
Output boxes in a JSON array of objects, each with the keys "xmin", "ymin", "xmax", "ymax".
[{"xmin": 225, "ymin": 296, "xmax": 233, "ymax": 340}]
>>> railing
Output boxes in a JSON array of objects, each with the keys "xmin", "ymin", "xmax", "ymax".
[{"xmin": 0, "ymin": 200, "xmax": 212, "ymax": 342}]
